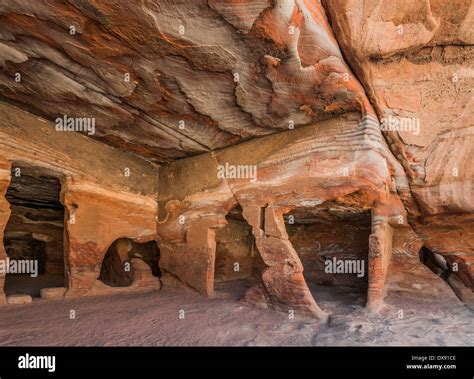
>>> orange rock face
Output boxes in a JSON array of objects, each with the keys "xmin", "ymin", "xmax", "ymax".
[
  {"xmin": 0, "ymin": 0, "xmax": 472, "ymax": 322},
  {"xmin": 324, "ymin": 0, "xmax": 474, "ymax": 293}
]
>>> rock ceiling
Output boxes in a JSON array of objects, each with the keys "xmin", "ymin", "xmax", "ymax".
[{"xmin": 0, "ymin": 0, "xmax": 375, "ymax": 163}]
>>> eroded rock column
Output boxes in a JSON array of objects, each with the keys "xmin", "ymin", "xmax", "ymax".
[
  {"xmin": 158, "ymin": 212, "xmax": 225, "ymax": 297},
  {"xmin": 367, "ymin": 215, "xmax": 394, "ymax": 312},
  {"xmin": 242, "ymin": 205, "xmax": 327, "ymax": 320},
  {"xmin": 0, "ymin": 160, "xmax": 11, "ymax": 304}
]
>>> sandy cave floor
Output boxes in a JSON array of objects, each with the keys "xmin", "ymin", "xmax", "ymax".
[{"xmin": 0, "ymin": 281, "xmax": 472, "ymax": 346}]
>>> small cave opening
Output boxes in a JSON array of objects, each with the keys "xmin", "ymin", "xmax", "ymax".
[
  {"xmin": 99, "ymin": 238, "xmax": 160, "ymax": 287},
  {"xmin": 213, "ymin": 204, "xmax": 265, "ymax": 299},
  {"xmin": 285, "ymin": 203, "xmax": 371, "ymax": 309},
  {"xmin": 3, "ymin": 166, "xmax": 66, "ymax": 298},
  {"xmin": 419, "ymin": 247, "xmax": 449, "ymax": 280},
  {"xmin": 417, "ymin": 247, "xmax": 472, "ymax": 304}
]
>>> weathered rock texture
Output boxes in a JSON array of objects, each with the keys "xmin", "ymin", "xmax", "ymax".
[
  {"xmin": 324, "ymin": 0, "xmax": 474, "ymax": 291},
  {"xmin": 0, "ymin": 0, "xmax": 472, "ymax": 319}
]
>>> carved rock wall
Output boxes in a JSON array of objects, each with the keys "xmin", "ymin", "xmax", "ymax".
[
  {"xmin": 157, "ymin": 113, "xmax": 406, "ymax": 317},
  {"xmin": 0, "ymin": 102, "xmax": 159, "ymax": 299}
]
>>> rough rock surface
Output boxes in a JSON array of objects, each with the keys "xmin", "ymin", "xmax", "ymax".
[
  {"xmin": 40, "ymin": 287, "xmax": 67, "ymax": 300},
  {"xmin": 6, "ymin": 294, "xmax": 32, "ymax": 304}
]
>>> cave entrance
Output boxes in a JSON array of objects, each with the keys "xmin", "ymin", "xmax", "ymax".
[
  {"xmin": 285, "ymin": 203, "xmax": 371, "ymax": 309},
  {"xmin": 213, "ymin": 204, "xmax": 264, "ymax": 299},
  {"xmin": 3, "ymin": 166, "xmax": 66, "ymax": 298},
  {"xmin": 99, "ymin": 238, "xmax": 160, "ymax": 287},
  {"xmin": 419, "ymin": 247, "xmax": 449, "ymax": 280},
  {"xmin": 418, "ymin": 247, "xmax": 471, "ymax": 304}
]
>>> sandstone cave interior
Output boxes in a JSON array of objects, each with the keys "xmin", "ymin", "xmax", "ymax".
[
  {"xmin": 285, "ymin": 204, "xmax": 371, "ymax": 307},
  {"xmin": 3, "ymin": 165, "xmax": 65, "ymax": 297},
  {"xmin": 0, "ymin": 0, "xmax": 472, "ymax": 352}
]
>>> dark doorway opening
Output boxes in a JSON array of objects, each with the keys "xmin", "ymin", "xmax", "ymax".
[
  {"xmin": 3, "ymin": 166, "xmax": 65, "ymax": 298},
  {"xmin": 418, "ymin": 246, "xmax": 474, "ymax": 306},
  {"xmin": 285, "ymin": 203, "xmax": 371, "ymax": 310},
  {"xmin": 419, "ymin": 247, "xmax": 449, "ymax": 280},
  {"xmin": 214, "ymin": 205, "xmax": 264, "ymax": 299}
]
